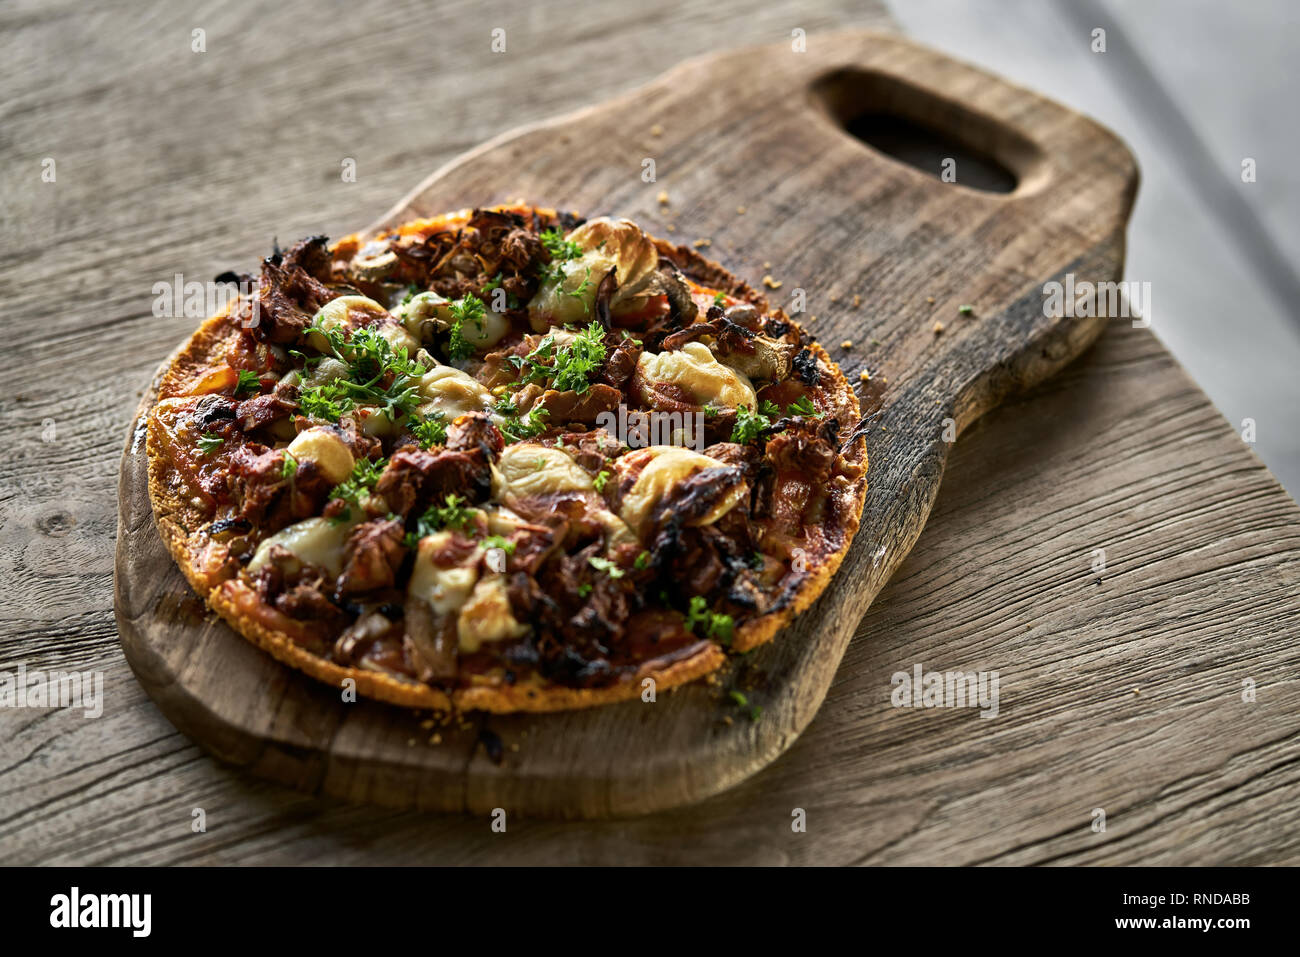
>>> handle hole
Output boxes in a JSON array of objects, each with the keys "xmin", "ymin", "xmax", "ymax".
[{"xmin": 811, "ymin": 68, "xmax": 1041, "ymax": 195}]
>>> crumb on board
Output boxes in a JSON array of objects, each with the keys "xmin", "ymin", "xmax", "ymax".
[
  {"xmin": 762, "ymin": 274, "xmax": 782, "ymax": 289},
  {"xmin": 665, "ymin": 223, "xmax": 676, "ymax": 232},
  {"xmin": 762, "ymin": 261, "xmax": 771, "ymax": 269},
  {"xmin": 656, "ymin": 189, "xmax": 669, "ymax": 205},
  {"xmin": 736, "ymin": 205, "xmax": 747, "ymax": 215},
  {"xmin": 934, "ymin": 321, "xmax": 945, "ymax": 334},
  {"xmin": 693, "ymin": 238, "xmax": 712, "ymax": 248},
  {"xmin": 841, "ymin": 339, "xmax": 853, "ymax": 350},
  {"xmin": 1132, "ymin": 687, "xmax": 1141, "ymax": 695},
  {"xmin": 926, "ymin": 296, "xmax": 935, "ymax": 304},
  {"xmin": 852, "ymin": 294, "xmax": 862, "ymax": 308},
  {"xmin": 650, "ymin": 123, "xmax": 663, "ymax": 136},
  {"xmin": 859, "ymin": 369, "xmax": 871, "ymax": 381}
]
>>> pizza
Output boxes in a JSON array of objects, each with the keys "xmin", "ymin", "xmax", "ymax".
[{"xmin": 145, "ymin": 204, "xmax": 867, "ymax": 712}]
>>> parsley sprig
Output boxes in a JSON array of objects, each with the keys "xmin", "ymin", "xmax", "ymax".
[
  {"xmin": 729, "ymin": 396, "xmax": 823, "ymax": 443},
  {"xmin": 404, "ymin": 494, "xmax": 474, "ymax": 547},
  {"xmin": 298, "ymin": 321, "xmax": 426, "ymax": 424},
  {"xmin": 234, "ymin": 369, "xmax": 261, "ymax": 396},
  {"xmin": 685, "ymin": 595, "xmax": 734, "ymax": 644},
  {"xmin": 329, "ymin": 456, "xmax": 387, "ymax": 522},
  {"xmin": 410, "ymin": 410, "xmax": 447, "ymax": 449},
  {"xmin": 446, "ymin": 296, "xmax": 486, "ymax": 362},
  {"xmin": 508, "ymin": 321, "xmax": 607, "ymax": 395}
]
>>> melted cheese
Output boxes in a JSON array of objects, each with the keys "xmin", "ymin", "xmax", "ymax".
[
  {"xmin": 616, "ymin": 446, "xmax": 744, "ymax": 534},
  {"xmin": 418, "ymin": 365, "xmax": 495, "ymax": 418},
  {"xmin": 375, "ymin": 319, "xmax": 419, "ymax": 356},
  {"xmin": 408, "ymin": 531, "xmax": 479, "ymax": 615},
  {"xmin": 459, "ymin": 307, "xmax": 511, "ymax": 350},
  {"xmin": 286, "ymin": 427, "xmax": 355, "ymax": 485},
  {"xmin": 307, "ymin": 295, "xmax": 388, "ymax": 341},
  {"xmin": 247, "ymin": 516, "xmax": 355, "ymax": 576},
  {"xmin": 637, "ymin": 341, "xmax": 756, "ymax": 409},
  {"xmin": 492, "ymin": 443, "xmax": 593, "ymax": 498},
  {"xmin": 456, "ymin": 576, "xmax": 528, "ymax": 652},
  {"xmin": 526, "ymin": 218, "xmax": 659, "ymax": 328}
]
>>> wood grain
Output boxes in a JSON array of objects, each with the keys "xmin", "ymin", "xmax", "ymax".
[
  {"xmin": 115, "ymin": 29, "xmax": 1137, "ymax": 817},
  {"xmin": 3, "ymin": 0, "xmax": 1299, "ymax": 863}
]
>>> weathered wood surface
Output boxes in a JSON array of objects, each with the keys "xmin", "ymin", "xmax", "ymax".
[
  {"xmin": 117, "ymin": 28, "xmax": 1136, "ymax": 816},
  {"xmin": 2, "ymin": 0, "xmax": 1299, "ymax": 862}
]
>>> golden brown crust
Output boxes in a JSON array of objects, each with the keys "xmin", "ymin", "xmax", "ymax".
[{"xmin": 144, "ymin": 205, "xmax": 867, "ymax": 713}]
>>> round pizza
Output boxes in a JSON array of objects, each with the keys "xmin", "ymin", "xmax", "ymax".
[{"xmin": 144, "ymin": 204, "xmax": 867, "ymax": 712}]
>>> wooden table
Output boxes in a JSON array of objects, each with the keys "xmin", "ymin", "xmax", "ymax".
[{"xmin": 2, "ymin": 0, "xmax": 1297, "ymax": 865}]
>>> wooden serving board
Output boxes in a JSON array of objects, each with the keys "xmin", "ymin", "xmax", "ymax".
[{"xmin": 115, "ymin": 30, "xmax": 1136, "ymax": 818}]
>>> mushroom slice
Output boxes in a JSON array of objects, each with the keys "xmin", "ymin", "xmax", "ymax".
[
  {"xmin": 717, "ymin": 334, "xmax": 796, "ymax": 386},
  {"xmin": 348, "ymin": 240, "xmax": 399, "ymax": 281}
]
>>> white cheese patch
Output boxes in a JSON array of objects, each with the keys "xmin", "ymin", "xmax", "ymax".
[
  {"xmin": 637, "ymin": 341, "xmax": 757, "ymax": 410},
  {"xmin": 286, "ymin": 426, "xmax": 355, "ymax": 485},
  {"xmin": 417, "ymin": 364, "xmax": 495, "ymax": 418},
  {"xmin": 615, "ymin": 445, "xmax": 744, "ymax": 535},
  {"xmin": 408, "ymin": 531, "xmax": 479, "ymax": 615},
  {"xmin": 492, "ymin": 443, "xmax": 593, "ymax": 498},
  {"xmin": 456, "ymin": 576, "xmax": 529, "ymax": 653},
  {"xmin": 247, "ymin": 516, "xmax": 356, "ymax": 576}
]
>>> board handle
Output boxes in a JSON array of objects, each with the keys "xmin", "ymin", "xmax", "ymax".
[{"xmin": 798, "ymin": 31, "xmax": 1134, "ymax": 208}]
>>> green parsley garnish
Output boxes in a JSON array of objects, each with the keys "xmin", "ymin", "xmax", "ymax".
[
  {"xmin": 404, "ymin": 494, "xmax": 474, "ymax": 547},
  {"xmin": 298, "ymin": 381, "xmax": 354, "ymax": 422},
  {"xmin": 958, "ymin": 304, "xmax": 974, "ymax": 315},
  {"xmin": 281, "ymin": 452, "xmax": 297, "ymax": 480},
  {"xmin": 588, "ymin": 555, "xmax": 625, "ymax": 579},
  {"xmin": 498, "ymin": 405, "xmax": 550, "ymax": 444},
  {"xmin": 508, "ymin": 321, "xmax": 606, "ymax": 394},
  {"xmin": 712, "ymin": 291, "xmax": 726, "ymax": 307},
  {"xmin": 728, "ymin": 689, "xmax": 762, "ymax": 721},
  {"xmin": 481, "ymin": 535, "xmax": 516, "ymax": 555},
  {"xmin": 446, "ymin": 296, "xmax": 486, "ymax": 362},
  {"xmin": 299, "ymin": 322, "xmax": 425, "ymax": 423},
  {"xmin": 234, "ymin": 369, "xmax": 261, "ymax": 396},
  {"xmin": 634, "ymin": 550, "xmax": 651, "ymax": 570},
  {"xmin": 730, "ymin": 404, "xmax": 772, "ymax": 444},
  {"xmin": 593, "ymin": 469, "xmax": 610, "ymax": 492},
  {"xmin": 410, "ymin": 411, "xmax": 447, "ymax": 449},
  {"xmin": 787, "ymin": 394, "xmax": 823, "ymax": 418},
  {"xmin": 685, "ymin": 595, "xmax": 734, "ymax": 644},
  {"xmin": 577, "ymin": 583, "xmax": 593, "ymax": 598},
  {"xmin": 540, "ymin": 227, "xmax": 582, "ymax": 264},
  {"xmin": 197, "ymin": 432, "xmax": 224, "ymax": 456},
  {"xmin": 329, "ymin": 456, "xmax": 387, "ymax": 521}
]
